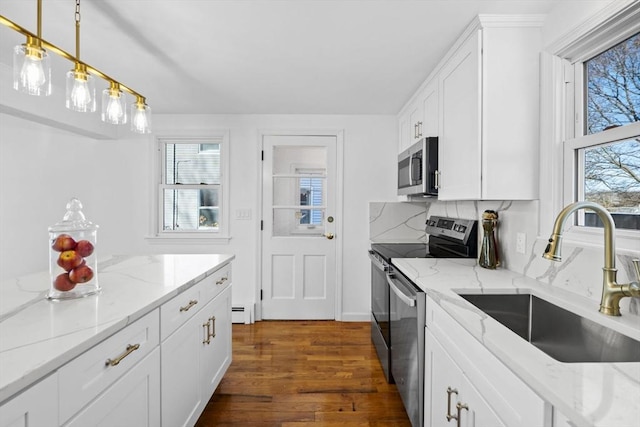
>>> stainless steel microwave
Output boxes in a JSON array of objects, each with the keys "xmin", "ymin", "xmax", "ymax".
[{"xmin": 397, "ymin": 137, "xmax": 438, "ymax": 196}]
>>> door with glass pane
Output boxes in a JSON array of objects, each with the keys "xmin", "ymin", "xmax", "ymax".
[{"xmin": 261, "ymin": 135, "xmax": 337, "ymax": 319}]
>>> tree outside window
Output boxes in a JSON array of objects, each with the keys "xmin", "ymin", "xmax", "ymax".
[{"xmin": 582, "ymin": 32, "xmax": 640, "ymax": 230}]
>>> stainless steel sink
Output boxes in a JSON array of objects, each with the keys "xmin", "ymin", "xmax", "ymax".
[{"xmin": 458, "ymin": 293, "xmax": 640, "ymax": 363}]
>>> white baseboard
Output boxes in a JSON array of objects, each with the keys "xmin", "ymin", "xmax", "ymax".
[
  {"xmin": 231, "ymin": 303, "xmax": 254, "ymax": 324},
  {"xmin": 339, "ymin": 312, "xmax": 371, "ymax": 322}
]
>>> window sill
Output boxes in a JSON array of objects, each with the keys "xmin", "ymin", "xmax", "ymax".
[{"xmin": 145, "ymin": 234, "xmax": 232, "ymax": 245}]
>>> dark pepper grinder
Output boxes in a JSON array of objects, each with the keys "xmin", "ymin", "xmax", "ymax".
[{"xmin": 479, "ymin": 210, "xmax": 500, "ymax": 269}]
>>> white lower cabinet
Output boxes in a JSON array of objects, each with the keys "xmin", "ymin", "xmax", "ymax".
[
  {"xmin": 0, "ymin": 261, "xmax": 233, "ymax": 427},
  {"xmin": 62, "ymin": 348, "xmax": 160, "ymax": 427},
  {"xmin": 0, "ymin": 374, "xmax": 58, "ymax": 427},
  {"xmin": 425, "ymin": 296, "xmax": 551, "ymax": 427},
  {"xmin": 426, "ymin": 329, "xmax": 504, "ymax": 427},
  {"xmin": 161, "ymin": 283, "xmax": 232, "ymax": 427}
]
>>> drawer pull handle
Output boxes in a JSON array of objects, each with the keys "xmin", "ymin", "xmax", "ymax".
[
  {"xmin": 105, "ymin": 343, "xmax": 140, "ymax": 367},
  {"xmin": 180, "ymin": 299, "xmax": 198, "ymax": 312},
  {"xmin": 215, "ymin": 276, "xmax": 228, "ymax": 285},
  {"xmin": 208, "ymin": 316, "xmax": 216, "ymax": 340},
  {"xmin": 446, "ymin": 387, "xmax": 458, "ymax": 422},
  {"xmin": 203, "ymin": 322, "xmax": 211, "ymax": 344},
  {"xmin": 455, "ymin": 402, "xmax": 469, "ymax": 427}
]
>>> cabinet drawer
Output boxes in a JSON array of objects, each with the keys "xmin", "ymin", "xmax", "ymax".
[
  {"xmin": 58, "ymin": 309, "xmax": 159, "ymax": 424},
  {"xmin": 200, "ymin": 262, "xmax": 231, "ymax": 304},
  {"xmin": 160, "ymin": 282, "xmax": 202, "ymax": 341}
]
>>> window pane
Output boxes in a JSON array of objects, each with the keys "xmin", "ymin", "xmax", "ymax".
[
  {"xmin": 165, "ymin": 143, "xmax": 220, "ymax": 184},
  {"xmin": 585, "ymin": 33, "xmax": 640, "ymax": 134},
  {"xmin": 273, "ymin": 208, "xmax": 325, "ymax": 236},
  {"xmin": 163, "ymin": 189, "xmax": 219, "ymax": 231},
  {"xmin": 581, "ymin": 138, "xmax": 640, "ymax": 230}
]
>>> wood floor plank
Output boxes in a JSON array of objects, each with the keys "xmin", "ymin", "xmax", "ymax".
[{"xmin": 195, "ymin": 321, "xmax": 411, "ymax": 426}]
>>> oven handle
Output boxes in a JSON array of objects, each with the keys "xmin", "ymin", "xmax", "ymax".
[
  {"xmin": 368, "ymin": 251, "xmax": 388, "ymax": 272},
  {"xmin": 387, "ymin": 274, "xmax": 416, "ymax": 307}
]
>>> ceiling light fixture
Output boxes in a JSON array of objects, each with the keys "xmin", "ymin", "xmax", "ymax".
[
  {"xmin": 65, "ymin": 0, "xmax": 95, "ymax": 113},
  {"xmin": 0, "ymin": 0, "xmax": 151, "ymax": 133}
]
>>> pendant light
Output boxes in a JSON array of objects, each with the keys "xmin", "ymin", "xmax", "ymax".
[
  {"xmin": 102, "ymin": 81, "xmax": 127, "ymax": 124},
  {"xmin": 2, "ymin": 0, "xmax": 151, "ymax": 133},
  {"xmin": 65, "ymin": 0, "xmax": 95, "ymax": 112},
  {"xmin": 12, "ymin": 0, "xmax": 51, "ymax": 96},
  {"xmin": 131, "ymin": 96, "xmax": 152, "ymax": 134}
]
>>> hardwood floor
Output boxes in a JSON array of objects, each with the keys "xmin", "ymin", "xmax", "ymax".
[{"xmin": 195, "ymin": 321, "xmax": 411, "ymax": 427}]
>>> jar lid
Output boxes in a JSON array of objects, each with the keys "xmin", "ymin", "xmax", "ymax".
[{"xmin": 49, "ymin": 198, "xmax": 99, "ymax": 232}]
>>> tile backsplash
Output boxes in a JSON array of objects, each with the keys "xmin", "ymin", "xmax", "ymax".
[{"xmin": 369, "ymin": 200, "xmax": 640, "ymax": 317}]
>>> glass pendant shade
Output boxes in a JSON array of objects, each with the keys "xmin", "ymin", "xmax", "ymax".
[
  {"xmin": 13, "ymin": 37, "xmax": 51, "ymax": 96},
  {"xmin": 131, "ymin": 100, "xmax": 152, "ymax": 134},
  {"xmin": 101, "ymin": 83, "xmax": 127, "ymax": 124},
  {"xmin": 66, "ymin": 63, "xmax": 96, "ymax": 112}
]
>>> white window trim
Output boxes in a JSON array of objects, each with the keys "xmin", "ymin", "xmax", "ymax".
[
  {"xmin": 540, "ymin": 0, "xmax": 640, "ymax": 253},
  {"xmin": 146, "ymin": 130, "xmax": 231, "ymax": 243}
]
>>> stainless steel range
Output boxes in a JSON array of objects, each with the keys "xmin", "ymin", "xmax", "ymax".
[{"xmin": 369, "ymin": 216, "xmax": 477, "ymax": 427}]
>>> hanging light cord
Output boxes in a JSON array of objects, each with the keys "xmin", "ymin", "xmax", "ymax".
[{"xmin": 75, "ymin": 0, "xmax": 81, "ymax": 61}]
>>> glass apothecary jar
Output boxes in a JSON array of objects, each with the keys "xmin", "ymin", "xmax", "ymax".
[{"xmin": 48, "ymin": 198, "xmax": 100, "ymax": 300}]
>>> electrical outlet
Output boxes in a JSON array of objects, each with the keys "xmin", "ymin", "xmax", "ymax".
[{"xmin": 516, "ymin": 232, "xmax": 526, "ymax": 254}]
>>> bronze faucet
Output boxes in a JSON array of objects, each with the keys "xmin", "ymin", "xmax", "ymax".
[{"xmin": 543, "ymin": 201, "xmax": 640, "ymax": 316}]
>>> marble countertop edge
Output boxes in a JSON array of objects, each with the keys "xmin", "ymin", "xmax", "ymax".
[{"xmin": 0, "ymin": 253, "xmax": 235, "ymax": 404}]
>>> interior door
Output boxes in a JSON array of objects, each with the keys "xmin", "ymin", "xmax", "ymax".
[{"xmin": 261, "ymin": 135, "xmax": 337, "ymax": 319}]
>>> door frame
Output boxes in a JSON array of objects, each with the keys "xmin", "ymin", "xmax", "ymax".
[{"xmin": 256, "ymin": 129, "xmax": 344, "ymax": 321}]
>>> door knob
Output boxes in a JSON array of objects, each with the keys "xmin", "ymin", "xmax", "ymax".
[{"xmin": 324, "ymin": 233, "xmax": 335, "ymax": 240}]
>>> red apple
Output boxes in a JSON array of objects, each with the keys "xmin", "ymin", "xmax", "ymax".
[
  {"xmin": 51, "ymin": 234, "xmax": 76, "ymax": 252},
  {"xmin": 69, "ymin": 265, "xmax": 94, "ymax": 283},
  {"xmin": 75, "ymin": 240, "xmax": 94, "ymax": 257},
  {"xmin": 57, "ymin": 250, "xmax": 83, "ymax": 271},
  {"xmin": 54, "ymin": 273, "xmax": 76, "ymax": 291}
]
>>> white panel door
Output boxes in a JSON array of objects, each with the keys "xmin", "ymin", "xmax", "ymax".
[{"xmin": 261, "ymin": 135, "xmax": 337, "ymax": 319}]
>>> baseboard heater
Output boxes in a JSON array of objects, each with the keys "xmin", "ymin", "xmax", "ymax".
[{"xmin": 232, "ymin": 304, "xmax": 253, "ymax": 324}]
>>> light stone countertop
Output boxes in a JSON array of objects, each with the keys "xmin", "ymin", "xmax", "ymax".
[
  {"xmin": 391, "ymin": 257, "xmax": 640, "ymax": 427},
  {"xmin": 0, "ymin": 253, "xmax": 235, "ymax": 404}
]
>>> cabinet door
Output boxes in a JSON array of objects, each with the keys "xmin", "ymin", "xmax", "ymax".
[
  {"xmin": 409, "ymin": 103, "xmax": 424, "ymax": 143},
  {"xmin": 199, "ymin": 286, "xmax": 232, "ymax": 402},
  {"xmin": 161, "ymin": 312, "xmax": 203, "ymax": 427},
  {"xmin": 62, "ymin": 348, "xmax": 160, "ymax": 427},
  {"xmin": 438, "ymin": 29, "xmax": 482, "ymax": 200},
  {"xmin": 0, "ymin": 374, "xmax": 58, "ymax": 427},
  {"xmin": 425, "ymin": 329, "xmax": 463, "ymax": 427},
  {"xmin": 421, "ymin": 79, "xmax": 438, "ymax": 137},
  {"xmin": 398, "ymin": 112, "xmax": 412, "ymax": 153},
  {"xmin": 425, "ymin": 329, "xmax": 505, "ymax": 427}
]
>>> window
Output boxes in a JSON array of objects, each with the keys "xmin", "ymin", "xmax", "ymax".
[
  {"xmin": 565, "ymin": 31, "xmax": 640, "ymax": 232},
  {"xmin": 298, "ymin": 169, "xmax": 325, "ymax": 227},
  {"xmin": 156, "ymin": 134, "xmax": 228, "ymax": 237}
]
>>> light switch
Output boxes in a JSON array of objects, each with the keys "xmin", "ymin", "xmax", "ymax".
[{"xmin": 236, "ymin": 209, "xmax": 252, "ymax": 220}]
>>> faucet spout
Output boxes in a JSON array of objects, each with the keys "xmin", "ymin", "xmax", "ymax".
[
  {"xmin": 542, "ymin": 201, "xmax": 637, "ymax": 317},
  {"xmin": 543, "ymin": 201, "xmax": 616, "ymax": 269}
]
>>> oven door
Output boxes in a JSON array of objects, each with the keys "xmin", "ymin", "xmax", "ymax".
[
  {"xmin": 369, "ymin": 251, "xmax": 392, "ymax": 383},
  {"xmin": 388, "ymin": 267, "xmax": 425, "ymax": 427}
]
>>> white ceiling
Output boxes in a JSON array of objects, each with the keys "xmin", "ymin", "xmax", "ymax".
[{"xmin": 0, "ymin": 0, "xmax": 559, "ymax": 115}]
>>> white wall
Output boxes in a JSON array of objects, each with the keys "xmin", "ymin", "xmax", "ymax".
[{"xmin": 0, "ymin": 112, "xmax": 396, "ymax": 320}]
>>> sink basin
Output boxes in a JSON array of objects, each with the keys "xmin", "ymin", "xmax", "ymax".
[{"xmin": 458, "ymin": 293, "xmax": 640, "ymax": 363}]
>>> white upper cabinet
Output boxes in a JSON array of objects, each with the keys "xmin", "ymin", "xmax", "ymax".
[{"xmin": 398, "ymin": 15, "xmax": 544, "ymax": 201}]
